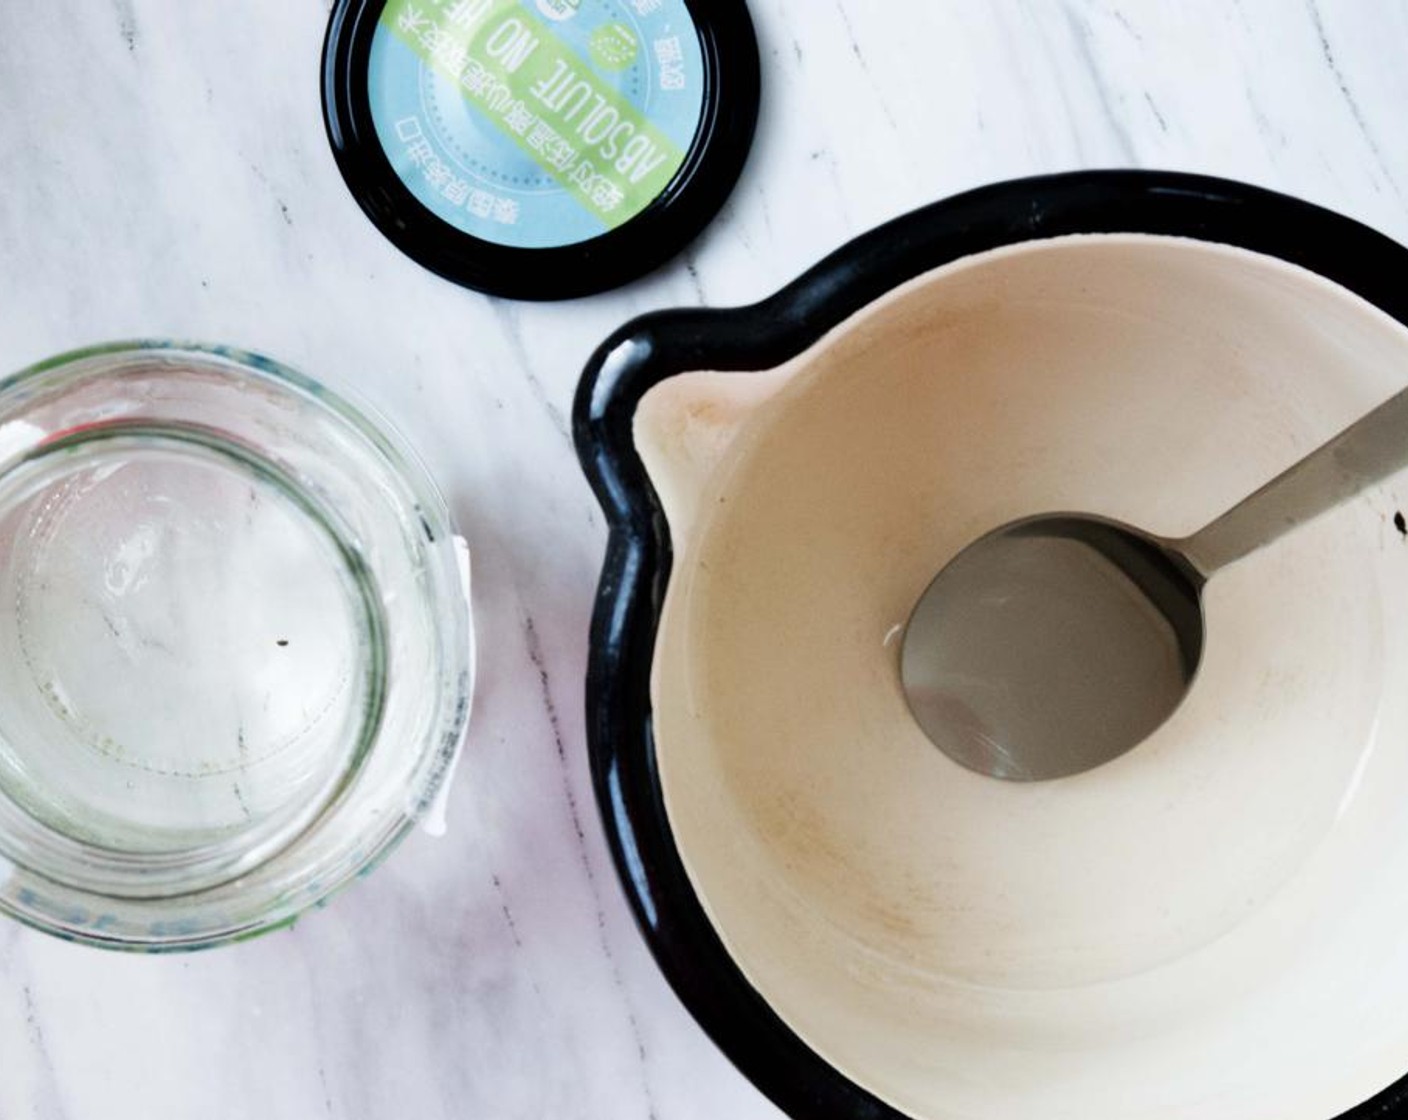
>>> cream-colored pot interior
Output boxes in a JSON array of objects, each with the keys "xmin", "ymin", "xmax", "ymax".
[{"xmin": 637, "ymin": 235, "xmax": 1408, "ymax": 1120}]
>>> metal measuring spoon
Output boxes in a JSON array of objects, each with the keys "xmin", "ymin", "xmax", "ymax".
[{"xmin": 901, "ymin": 384, "xmax": 1408, "ymax": 782}]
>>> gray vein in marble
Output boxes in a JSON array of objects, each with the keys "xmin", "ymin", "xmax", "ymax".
[
  {"xmin": 729, "ymin": 217, "xmax": 757, "ymax": 257},
  {"xmin": 831, "ymin": 0, "xmax": 901, "ymax": 135},
  {"xmin": 755, "ymin": 187, "xmax": 775, "ymax": 239},
  {"xmin": 1242, "ymin": 82, "xmax": 1290, "ymax": 154},
  {"xmin": 316, "ymin": 1065, "xmax": 335, "ymax": 1116},
  {"xmin": 491, "ymin": 874, "xmax": 524, "ymax": 950},
  {"xmin": 990, "ymin": 2, "xmax": 1073, "ymax": 164},
  {"xmin": 1042, "ymin": 59, "xmax": 1091, "ymax": 161},
  {"xmin": 683, "ymin": 259, "xmax": 708, "ymax": 305},
  {"xmin": 491, "ymin": 305, "xmax": 570, "ymax": 443},
  {"xmin": 1110, "ymin": 7, "xmax": 1143, "ymax": 44},
  {"xmin": 1142, "ymin": 92, "xmax": 1168, "ymax": 134},
  {"xmin": 111, "ymin": 0, "xmax": 138, "ymax": 52},
  {"xmin": 1305, "ymin": 0, "xmax": 1407, "ymax": 205},
  {"xmin": 490, "ymin": 872, "xmax": 545, "ymax": 999},
  {"xmin": 808, "ymin": 147, "xmax": 854, "ymax": 232},
  {"xmin": 22, "ymin": 983, "xmax": 71, "ymax": 1120},
  {"xmin": 247, "ymin": 161, "xmax": 295, "ymax": 227},
  {"xmin": 522, "ymin": 612, "xmax": 659, "ymax": 1120},
  {"xmin": 1061, "ymin": 3, "xmax": 1138, "ymax": 163}
]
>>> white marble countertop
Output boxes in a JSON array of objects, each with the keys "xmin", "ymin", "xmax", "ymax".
[{"xmin": 0, "ymin": 2, "xmax": 1405, "ymax": 1117}]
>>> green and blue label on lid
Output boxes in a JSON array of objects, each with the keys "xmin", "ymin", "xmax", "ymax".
[{"xmin": 369, "ymin": 0, "xmax": 707, "ymax": 249}]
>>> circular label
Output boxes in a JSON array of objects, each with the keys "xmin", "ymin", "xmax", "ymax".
[{"xmin": 368, "ymin": 0, "xmax": 706, "ymax": 250}]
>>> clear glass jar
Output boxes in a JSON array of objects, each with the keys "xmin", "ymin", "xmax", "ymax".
[{"xmin": 0, "ymin": 341, "xmax": 472, "ymax": 949}]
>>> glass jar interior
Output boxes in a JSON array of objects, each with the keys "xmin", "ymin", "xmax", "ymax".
[
  {"xmin": 0, "ymin": 343, "xmax": 470, "ymax": 947},
  {"xmin": 0, "ymin": 428, "xmax": 385, "ymax": 897}
]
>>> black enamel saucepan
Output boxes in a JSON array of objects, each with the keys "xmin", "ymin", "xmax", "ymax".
[{"xmin": 574, "ymin": 171, "xmax": 1408, "ymax": 1120}]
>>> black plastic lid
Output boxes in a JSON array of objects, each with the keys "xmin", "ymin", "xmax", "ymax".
[{"xmin": 322, "ymin": 0, "xmax": 759, "ymax": 301}]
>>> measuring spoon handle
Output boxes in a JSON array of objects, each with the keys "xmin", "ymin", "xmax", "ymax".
[{"xmin": 1179, "ymin": 383, "xmax": 1408, "ymax": 578}]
